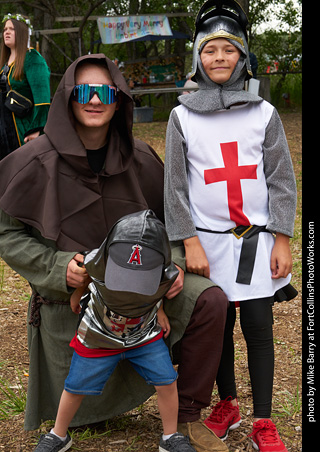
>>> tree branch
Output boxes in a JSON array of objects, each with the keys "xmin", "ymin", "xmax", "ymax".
[{"xmin": 78, "ymin": 0, "xmax": 108, "ymax": 55}]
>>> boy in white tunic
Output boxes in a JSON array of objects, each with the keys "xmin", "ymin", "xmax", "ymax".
[{"xmin": 164, "ymin": 2, "xmax": 297, "ymax": 452}]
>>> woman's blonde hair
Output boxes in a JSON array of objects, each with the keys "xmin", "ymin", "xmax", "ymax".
[{"xmin": 0, "ymin": 18, "xmax": 29, "ymax": 80}]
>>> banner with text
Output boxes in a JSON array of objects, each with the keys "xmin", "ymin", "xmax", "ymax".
[{"xmin": 97, "ymin": 15, "xmax": 172, "ymax": 44}]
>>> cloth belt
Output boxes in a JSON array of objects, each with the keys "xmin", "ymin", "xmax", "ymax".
[
  {"xmin": 195, "ymin": 225, "xmax": 269, "ymax": 285},
  {"xmin": 29, "ymin": 290, "xmax": 69, "ymax": 327}
]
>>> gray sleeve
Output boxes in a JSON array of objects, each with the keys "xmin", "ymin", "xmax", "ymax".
[
  {"xmin": 263, "ymin": 108, "xmax": 297, "ymax": 237},
  {"xmin": 164, "ymin": 109, "xmax": 197, "ymax": 241}
]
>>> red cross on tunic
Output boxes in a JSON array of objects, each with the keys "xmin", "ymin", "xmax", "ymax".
[{"xmin": 204, "ymin": 141, "xmax": 257, "ymax": 226}]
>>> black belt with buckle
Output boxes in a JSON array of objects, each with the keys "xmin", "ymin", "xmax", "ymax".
[{"xmin": 196, "ymin": 225, "xmax": 269, "ymax": 285}]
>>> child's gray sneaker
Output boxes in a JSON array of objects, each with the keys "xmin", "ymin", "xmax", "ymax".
[
  {"xmin": 34, "ymin": 432, "xmax": 72, "ymax": 452},
  {"xmin": 159, "ymin": 432, "xmax": 196, "ymax": 452}
]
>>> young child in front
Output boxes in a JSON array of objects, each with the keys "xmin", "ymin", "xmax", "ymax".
[
  {"xmin": 33, "ymin": 210, "xmax": 196, "ymax": 452},
  {"xmin": 164, "ymin": 2, "xmax": 297, "ymax": 452}
]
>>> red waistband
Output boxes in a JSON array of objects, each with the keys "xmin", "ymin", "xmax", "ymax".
[{"xmin": 70, "ymin": 331, "xmax": 163, "ymax": 358}]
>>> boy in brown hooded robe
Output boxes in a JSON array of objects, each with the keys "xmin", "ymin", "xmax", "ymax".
[{"xmin": 0, "ymin": 54, "xmax": 228, "ymax": 452}]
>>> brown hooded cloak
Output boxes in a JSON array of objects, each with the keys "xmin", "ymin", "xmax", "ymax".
[
  {"xmin": 0, "ymin": 54, "xmax": 167, "ymax": 430},
  {"xmin": 0, "ymin": 53, "xmax": 164, "ymax": 252}
]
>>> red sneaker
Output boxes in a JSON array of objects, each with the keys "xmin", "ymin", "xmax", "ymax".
[
  {"xmin": 204, "ymin": 397, "xmax": 242, "ymax": 440},
  {"xmin": 249, "ymin": 419, "xmax": 288, "ymax": 452}
]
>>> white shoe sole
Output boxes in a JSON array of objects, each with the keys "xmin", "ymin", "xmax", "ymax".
[
  {"xmin": 251, "ymin": 439, "xmax": 260, "ymax": 451},
  {"xmin": 59, "ymin": 438, "xmax": 73, "ymax": 452},
  {"xmin": 220, "ymin": 419, "xmax": 242, "ymax": 441}
]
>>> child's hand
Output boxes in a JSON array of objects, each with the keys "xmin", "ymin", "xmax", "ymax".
[
  {"xmin": 70, "ymin": 287, "xmax": 84, "ymax": 314},
  {"xmin": 270, "ymin": 233, "xmax": 293, "ymax": 279},
  {"xmin": 165, "ymin": 265, "xmax": 184, "ymax": 299},
  {"xmin": 157, "ymin": 305, "xmax": 171, "ymax": 338},
  {"xmin": 183, "ymin": 236, "xmax": 210, "ymax": 278},
  {"xmin": 70, "ymin": 282, "xmax": 89, "ymax": 314}
]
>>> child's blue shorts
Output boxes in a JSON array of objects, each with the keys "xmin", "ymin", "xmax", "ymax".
[{"xmin": 64, "ymin": 338, "xmax": 178, "ymax": 396}]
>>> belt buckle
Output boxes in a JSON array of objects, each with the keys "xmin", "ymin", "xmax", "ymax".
[{"xmin": 231, "ymin": 225, "xmax": 253, "ymax": 239}]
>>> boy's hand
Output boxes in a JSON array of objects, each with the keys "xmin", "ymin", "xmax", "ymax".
[
  {"xmin": 157, "ymin": 305, "xmax": 171, "ymax": 338},
  {"xmin": 184, "ymin": 236, "xmax": 210, "ymax": 278},
  {"xmin": 270, "ymin": 233, "xmax": 293, "ymax": 279}
]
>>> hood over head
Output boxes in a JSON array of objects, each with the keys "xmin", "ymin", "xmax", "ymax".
[
  {"xmin": 44, "ymin": 53, "xmax": 134, "ymax": 176},
  {"xmin": 179, "ymin": 0, "xmax": 262, "ymax": 113}
]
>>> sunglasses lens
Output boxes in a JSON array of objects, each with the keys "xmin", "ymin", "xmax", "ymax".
[{"xmin": 72, "ymin": 84, "xmax": 118, "ymax": 104}]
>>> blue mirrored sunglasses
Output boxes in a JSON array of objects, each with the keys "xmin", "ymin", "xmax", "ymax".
[{"xmin": 71, "ymin": 84, "xmax": 118, "ymax": 105}]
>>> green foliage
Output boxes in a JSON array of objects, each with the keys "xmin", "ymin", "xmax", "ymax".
[
  {"xmin": 70, "ymin": 426, "xmax": 112, "ymax": 441},
  {"xmin": 273, "ymin": 384, "xmax": 302, "ymax": 418},
  {"xmin": 248, "ymin": 0, "xmax": 302, "ymax": 106},
  {"xmin": 269, "ymin": 73, "xmax": 302, "ymax": 107},
  {"xmin": 251, "ymin": 29, "xmax": 302, "ymax": 74},
  {"xmin": 0, "ymin": 1, "xmax": 302, "ymax": 104},
  {"xmin": 0, "ymin": 371, "xmax": 27, "ymax": 419}
]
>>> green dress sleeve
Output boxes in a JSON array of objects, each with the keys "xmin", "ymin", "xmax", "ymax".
[{"xmin": 23, "ymin": 49, "xmax": 51, "ymax": 134}]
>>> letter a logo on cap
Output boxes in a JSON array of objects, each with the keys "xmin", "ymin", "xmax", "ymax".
[{"xmin": 128, "ymin": 244, "xmax": 142, "ymax": 265}]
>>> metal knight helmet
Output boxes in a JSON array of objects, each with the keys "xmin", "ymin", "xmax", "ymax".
[{"xmin": 191, "ymin": 0, "xmax": 252, "ymax": 81}]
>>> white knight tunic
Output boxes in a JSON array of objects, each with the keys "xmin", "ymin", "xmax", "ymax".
[{"xmin": 170, "ymin": 102, "xmax": 293, "ymax": 301}]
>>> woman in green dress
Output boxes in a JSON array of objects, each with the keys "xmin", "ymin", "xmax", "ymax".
[{"xmin": 0, "ymin": 13, "xmax": 51, "ymax": 159}]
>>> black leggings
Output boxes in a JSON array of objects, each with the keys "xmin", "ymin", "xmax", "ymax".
[{"xmin": 216, "ymin": 298, "xmax": 274, "ymax": 418}]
